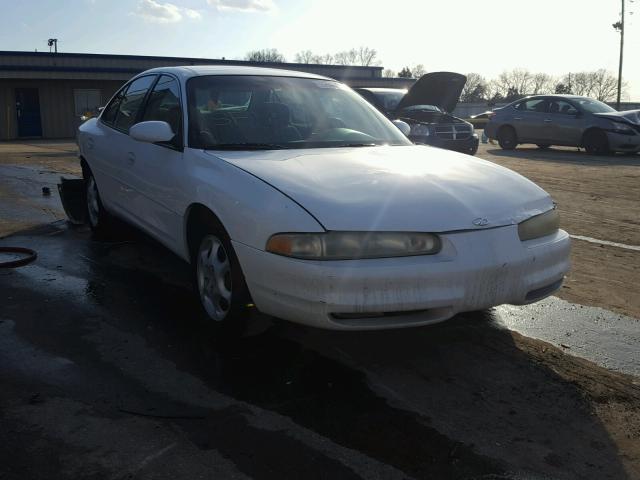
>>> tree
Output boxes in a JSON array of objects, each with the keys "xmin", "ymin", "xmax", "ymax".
[
  {"xmin": 554, "ymin": 83, "xmax": 572, "ymax": 94},
  {"xmin": 411, "ymin": 64, "xmax": 426, "ymax": 78},
  {"xmin": 494, "ymin": 69, "xmax": 534, "ymax": 98},
  {"xmin": 294, "ymin": 50, "xmax": 315, "ymax": 63},
  {"xmin": 245, "ymin": 48, "xmax": 285, "ymax": 63},
  {"xmin": 398, "ymin": 67, "xmax": 412, "ymax": 78},
  {"xmin": 382, "ymin": 69, "xmax": 396, "ymax": 78},
  {"xmin": 460, "ymin": 73, "xmax": 487, "ymax": 102},
  {"xmin": 589, "ymin": 69, "xmax": 621, "ymax": 102},
  {"xmin": 558, "ymin": 70, "xmax": 626, "ymax": 101},
  {"xmin": 333, "ymin": 49, "xmax": 358, "ymax": 65},
  {"xmin": 334, "ymin": 47, "xmax": 380, "ymax": 66},
  {"xmin": 355, "ymin": 46, "xmax": 379, "ymax": 66},
  {"xmin": 531, "ymin": 73, "xmax": 555, "ymax": 95}
]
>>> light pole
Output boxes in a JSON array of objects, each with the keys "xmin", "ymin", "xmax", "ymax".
[
  {"xmin": 47, "ymin": 38, "xmax": 58, "ymax": 53},
  {"xmin": 613, "ymin": 0, "xmax": 625, "ymax": 110}
]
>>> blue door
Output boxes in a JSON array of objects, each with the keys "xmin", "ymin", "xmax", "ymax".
[{"xmin": 16, "ymin": 88, "xmax": 43, "ymax": 137}]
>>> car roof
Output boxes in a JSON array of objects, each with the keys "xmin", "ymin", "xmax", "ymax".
[{"xmin": 138, "ymin": 65, "xmax": 333, "ymax": 81}]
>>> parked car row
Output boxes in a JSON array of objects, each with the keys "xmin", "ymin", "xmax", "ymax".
[
  {"xmin": 78, "ymin": 66, "xmax": 570, "ymax": 333},
  {"xmin": 484, "ymin": 95, "xmax": 640, "ymax": 154}
]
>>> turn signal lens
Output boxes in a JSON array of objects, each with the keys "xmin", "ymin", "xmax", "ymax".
[
  {"xmin": 266, "ymin": 232, "xmax": 441, "ymax": 260},
  {"xmin": 518, "ymin": 208, "xmax": 560, "ymax": 241}
]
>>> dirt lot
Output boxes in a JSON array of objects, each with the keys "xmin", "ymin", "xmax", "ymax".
[
  {"xmin": 477, "ymin": 143, "xmax": 640, "ymax": 319},
  {"xmin": 1, "ymin": 140, "xmax": 639, "ymax": 479}
]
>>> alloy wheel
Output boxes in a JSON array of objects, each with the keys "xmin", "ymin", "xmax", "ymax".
[{"xmin": 197, "ymin": 235, "xmax": 233, "ymax": 321}]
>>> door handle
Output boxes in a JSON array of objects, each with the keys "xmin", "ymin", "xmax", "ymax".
[
  {"xmin": 126, "ymin": 152, "xmax": 136, "ymax": 165},
  {"xmin": 514, "ymin": 117, "xmax": 522, "ymax": 121},
  {"xmin": 544, "ymin": 119, "xmax": 552, "ymax": 123}
]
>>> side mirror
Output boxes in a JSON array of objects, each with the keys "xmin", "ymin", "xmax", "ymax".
[
  {"xmin": 129, "ymin": 121, "xmax": 175, "ymax": 143},
  {"xmin": 392, "ymin": 119, "xmax": 411, "ymax": 137}
]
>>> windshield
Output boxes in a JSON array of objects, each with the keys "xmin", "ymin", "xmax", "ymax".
[
  {"xmin": 187, "ymin": 76, "xmax": 412, "ymax": 149},
  {"xmin": 573, "ymin": 98, "xmax": 616, "ymax": 114}
]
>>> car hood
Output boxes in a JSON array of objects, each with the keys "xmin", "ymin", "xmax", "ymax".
[
  {"xmin": 593, "ymin": 109, "xmax": 640, "ymax": 124},
  {"xmin": 395, "ymin": 72, "xmax": 467, "ymax": 113},
  {"xmin": 206, "ymin": 146, "xmax": 553, "ymax": 232}
]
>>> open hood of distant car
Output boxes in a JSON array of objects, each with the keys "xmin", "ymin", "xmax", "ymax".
[
  {"xmin": 395, "ymin": 72, "xmax": 467, "ymax": 114},
  {"xmin": 593, "ymin": 109, "xmax": 640, "ymax": 125}
]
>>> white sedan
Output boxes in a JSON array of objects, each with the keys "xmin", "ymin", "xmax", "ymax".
[{"xmin": 78, "ymin": 66, "xmax": 570, "ymax": 331}]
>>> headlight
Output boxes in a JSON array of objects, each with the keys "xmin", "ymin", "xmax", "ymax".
[
  {"xmin": 518, "ymin": 208, "xmax": 560, "ymax": 241},
  {"xmin": 410, "ymin": 123, "xmax": 430, "ymax": 137},
  {"xmin": 266, "ymin": 232, "xmax": 441, "ymax": 260},
  {"xmin": 611, "ymin": 122, "xmax": 635, "ymax": 135}
]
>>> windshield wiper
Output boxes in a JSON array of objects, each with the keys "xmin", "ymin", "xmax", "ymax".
[{"xmin": 204, "ymin": 143, "xmax": 289, "ymax": 150}]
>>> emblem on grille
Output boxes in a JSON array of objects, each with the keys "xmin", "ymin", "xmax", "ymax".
[{"xmin": 472, "ymin": 218, "xmax": 489, "ymax": 226}]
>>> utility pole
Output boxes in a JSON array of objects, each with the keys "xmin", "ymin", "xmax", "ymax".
[{"xmin": 613, "ymin": 0, "xmax": 625, "ymax": 110}]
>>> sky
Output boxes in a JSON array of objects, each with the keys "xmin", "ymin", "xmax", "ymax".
[{"xmin": 1, "ymin": 0, "xmax": 639, "ymax": 99}]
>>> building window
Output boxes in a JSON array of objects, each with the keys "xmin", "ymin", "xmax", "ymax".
[{"xmin": 74, "ymin": 89, "xmax": 102, "ymax": 119}]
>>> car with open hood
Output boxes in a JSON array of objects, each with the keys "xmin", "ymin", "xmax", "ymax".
[
  {"xmin": 484, "ymin": 94, "xmax": 640, "ymax": 154},
  {"xmin": 354, "ymin": 72, "xmax": 479, "ymax": 155},
  {"xmin": 77, "ymin": 66, "xmax": 570, "ymax": 332}
]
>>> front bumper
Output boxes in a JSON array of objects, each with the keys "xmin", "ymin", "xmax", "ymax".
[
  {"xmin": 233, "ymin": 226, "xmax": 571, "ymax": 330},
  {"xmin": 605, "ymin": 131, "xmax": 640, "ymax": 153},
  {"xmin": 411, "ymin": 133, "xmax": 479, "ymax": 155}
]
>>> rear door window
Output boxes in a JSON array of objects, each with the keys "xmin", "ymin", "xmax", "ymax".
[
  {"xmin": 549, "ymin": 100, "xmax": 579, "ymax": 115},
  {"xmin": 113, "ymin": 75, "xmax": 157, "ymax": 132}
]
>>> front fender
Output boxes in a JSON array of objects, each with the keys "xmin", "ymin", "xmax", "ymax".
[{"xmin": 184, "ymin": 150, "xmax": 324, "ymax": 255}]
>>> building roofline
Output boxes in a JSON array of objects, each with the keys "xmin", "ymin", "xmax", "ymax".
[{"xmin": 0, "ymin": 50, "xmax": 384, "ymax": 71}]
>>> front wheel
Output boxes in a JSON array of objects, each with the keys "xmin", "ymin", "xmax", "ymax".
[
  {"xmin": 583, "ymin": 130, "xmax": 610, "ymax": 155},
  {"xmin": 497, "ymin": 126, "xmax": 517, "ymax": 150},
  {"xmin": 193, "ymin": 226, "xmax": 250, "ymax": 335}
]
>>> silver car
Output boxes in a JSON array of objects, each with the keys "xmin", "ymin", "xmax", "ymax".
[{"xmin": 484, "ymin": 95, "xmax": 640, "ymax": 154}]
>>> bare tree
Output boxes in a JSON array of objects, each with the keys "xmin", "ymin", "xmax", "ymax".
[
  {"xmin": 461, "ymin": 73, "xmax": 487, "ymax": 102},
  {"xmin": 531, "ymin": 73, "xmax": 555, "ymax": 95},
  {"xmin": 356, "ymin": 46, "xmax": 380, "ymax": 66},
  {"xmin": 316, "ymin": 53, "xmax": 334, "ymax": 65},
  {"xmin": 383, "ymin": 69, "xmax": 396, "ymax": 78},
  {"xmin": 294, "ymin": 50, "xmax": 315, "ymax": 63},
  {"xmin": 559, "ymin": 70, "xmax": 625, "ymax": 101},
  {"xmin": 334, "ymin": 47, "xmax": 380, "ymax": 66},
  {"xmin": 412, "ymin": 64, "xmax": 426, "ymax": 78},
  {"xmin": 245, "ymin": 48, "xmax": 286, "ymax": 63},
  {"xmin": 494, "ymin": 69, "xmax": 534, "ymax": 98},
  {"xmin": 588, "ymin": 69, "xmax": 621, "ymax": 101},
  {"xmin": 333, "ymin": 49, "xmax": 358, "ymax": 65}
]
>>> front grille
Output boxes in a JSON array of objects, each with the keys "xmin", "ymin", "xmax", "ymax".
[{"xmin": 435, "ymin": 124, "xmax": 472, "ymax": 140}]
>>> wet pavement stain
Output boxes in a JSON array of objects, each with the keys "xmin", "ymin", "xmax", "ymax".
[{"xmin": 1, "ymin": 222, "xmax": 636, "ymax": 479}]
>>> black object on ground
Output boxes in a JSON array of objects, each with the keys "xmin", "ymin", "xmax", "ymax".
[{"xmin": 57, "ymin": 177, "xmax": 86, "ymax": 225}]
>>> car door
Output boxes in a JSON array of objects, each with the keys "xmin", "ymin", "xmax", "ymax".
[
  {"xmin": 125, "ymin": 74, "xmax": 187, "ymax": 252},
  {"xmin": 512, "ymin": 98, "xmax": 550, "ymax": 143},
  {"xmin": 88, "ymin": 76, "xmax": 157, "ymax": 218},
  {"xmin": 547, "ymin": 99, "xmax": 584, "ymax": 146}
]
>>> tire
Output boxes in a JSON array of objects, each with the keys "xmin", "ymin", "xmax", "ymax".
[
  {"xmin": 536, "ymin": 144, "xmax": 551, "ymax": 150},
  {"xmin": 85, "ymin": 170, "xmax": 110, "ymax": 234},
  {"xmin": 191, "ymin": 218, "xmax": 250, "ymax": 335},
  {"xmin": 497, "ymin": 126, "xmax": 517, "ymax": 150},
  {"xmin": 583, "ymin": 129, "xmax": 610, "ymax": 155}
]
